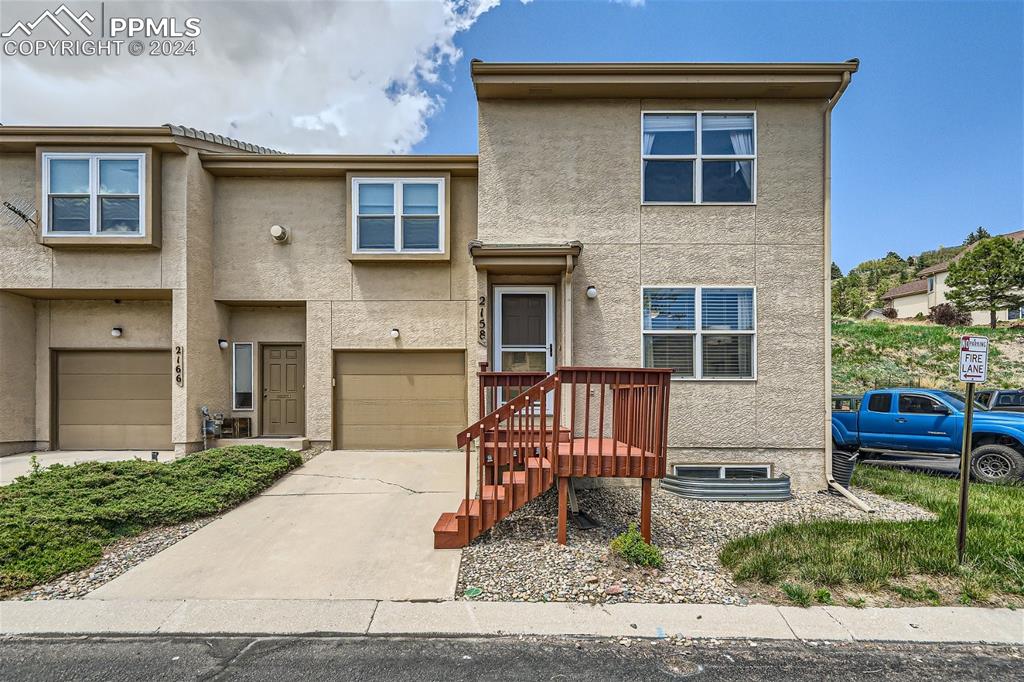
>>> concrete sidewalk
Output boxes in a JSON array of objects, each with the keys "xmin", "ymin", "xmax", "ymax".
[{"xmin": 2, "ymin": 599, "xmax": 1021, "ymax": 644}]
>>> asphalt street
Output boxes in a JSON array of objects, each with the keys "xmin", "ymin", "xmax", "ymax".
[{"xmin": 1, "ymin": 635, "xmax": 1021, "ymax": 681}]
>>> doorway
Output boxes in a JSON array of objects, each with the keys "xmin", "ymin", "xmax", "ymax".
[
  {"xmin": 493, "ymin": 286, "xmax": 555, "ymax": 407},
  {"xmin": 262, "ymin": 344, "xmax": 305, "ymax": 436}
]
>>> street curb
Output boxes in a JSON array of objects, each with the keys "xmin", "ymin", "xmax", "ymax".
[{"xmin": 1, "ymin": 599, "xmax": 1021, "ymax": 645}]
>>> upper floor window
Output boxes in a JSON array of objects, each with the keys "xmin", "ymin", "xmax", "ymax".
[
  {"xmin": 927, "ymin": 276, "xmax": 935, "ymax": 292},
  {"xmin": 642, "ymin": 286, "xmax": 756, "ymax": 379},
  {"xmin": 641, "ymin": 112, "xmax": 755, "ymax": 205},
  {"xmin": 352, "ymin": 178, "xmax": 444, "ymax": 253},
  {"xmin": 42, "ymin": 153, "xmax": 145, "ymax": 236}
]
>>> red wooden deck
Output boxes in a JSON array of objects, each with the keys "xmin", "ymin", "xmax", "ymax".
[{"xmin": 433, "ymin": 366, "xmax": 671, "ymax": 550}]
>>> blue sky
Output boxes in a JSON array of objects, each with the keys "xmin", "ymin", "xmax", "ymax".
[{"xmin": 415, "ymin": 0, "xmax": 1024, "ymax": 272}]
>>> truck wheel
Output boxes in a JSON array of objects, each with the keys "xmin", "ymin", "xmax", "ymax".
[{"xmin": 970, "ymin": 444, "xmax": 1024, "ymax": 484}]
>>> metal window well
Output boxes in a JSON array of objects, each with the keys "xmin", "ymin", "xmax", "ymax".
[{"xmin": 660, "ymin": 473, "xmax": 792, "ymax": 501}]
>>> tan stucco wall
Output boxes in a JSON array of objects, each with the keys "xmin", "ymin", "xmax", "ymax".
[
  {"xmin": 0, "ymin": 292, "xmax": 37, "ymax": 454},
  {"xmin": 173, "ymin": 152, "xmax": 231, "ymax": 453},
  {"xmin": 478, "ymin": 98, "xmax": 829, "ymax": 489},
  {"xmin": 892, "ymin": 292, "xmax": 930, "ymax": 319},
  {"xmin": 211, "ymin": 173, "xmax": 480, "ymax": 447},
  {"xmin": 0, "ymin": 152, "xmax": 188, "ymax": 291}
]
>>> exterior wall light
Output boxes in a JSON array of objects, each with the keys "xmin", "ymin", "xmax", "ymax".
[
  {"xmin": 218, "ymin": 339, "xmax": 229, "ymax": 349},
  {"xmin": 390, "ymin": 328, "xmax": 400, "ymax": 339},
  {"xmin": 111, "ymin": 327, "xmax": 123, "ymax": 338},
  {"xmin": 270, "ymin": 224, "xmax": 289, "ymax": 243},
  {"xmin": 586, "ymin": 286, "xmax": 598, "ymax": 299}
]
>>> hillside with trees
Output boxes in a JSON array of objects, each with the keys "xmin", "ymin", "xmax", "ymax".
[{"xmin": 830, "ymin": 227, "xmax": 993, "ymax": 318}]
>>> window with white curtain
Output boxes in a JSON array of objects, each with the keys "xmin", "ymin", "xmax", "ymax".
[
  {"xmin": 352, "ymin": 178, "xmax": 444, "ymax": 253},
  {"xmin": 642, "ymin": 286, "xmax": 756, "ymax": 379},
  {"xmin": 642, "ymin": 112, "xmax": 755, "ymax": 204},
  {"xmin": 42, "ymin": 152, "xmax": 145, "ymax": 236}
]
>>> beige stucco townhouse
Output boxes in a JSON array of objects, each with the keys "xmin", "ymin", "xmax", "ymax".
[{"xmin": 0, "ymin": 61, "xmax": 858, "ymax": 490}]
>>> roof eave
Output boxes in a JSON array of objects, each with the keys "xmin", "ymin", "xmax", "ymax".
[{"xmin": 471, "ymin": 60, "xmax": 859, "ymax": 100}]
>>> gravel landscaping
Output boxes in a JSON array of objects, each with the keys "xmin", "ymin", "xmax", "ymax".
[{"xmin": 456, "ymin": 484, "xmax": 933, "ymax": 604}]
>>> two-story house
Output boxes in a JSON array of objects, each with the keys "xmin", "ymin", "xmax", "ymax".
[
  {"xmin": 0, "ymin": 60, "xmax": 857, "ymax": 495},
  {"xmin": 881, "ymin": 229, "xmax": 1024, "ymax": 323}
]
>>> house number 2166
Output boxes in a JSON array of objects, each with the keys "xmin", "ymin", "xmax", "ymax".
[
  {"xmin": 478, "ymin": 296, "xmax": 487, "ymax": 346},
  {"xmin": 174, "ymin": 345, "xmax": 184, "ymax": 386}
]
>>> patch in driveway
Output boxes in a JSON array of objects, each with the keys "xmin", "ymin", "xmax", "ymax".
[{"xmin": 85, "ymin": 450, "xmax": 465, "ymax": 601}]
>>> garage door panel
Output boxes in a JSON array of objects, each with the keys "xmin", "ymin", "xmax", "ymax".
[
  {"xmin": 339, "ymin": 399, "xmax": 464, "ymax": 426},
  {"xmin": 58, "ymin": 399, "xmax": 172, "ymax": 425},
  {"xmin": 334, "ymin": 351, "xmax": 465, "ymax": 449},
  {"xmin": 335, "ymin": 352, "xmax": 465, "ymax": 376},
  {"xmin": 59, "ymin": 352, "xmax": 169, "ymax": 375},
  {"xmin": 340, "ymin": 425, "xmax": 458, "ymax": 450},
  {"xmin": 58, "ymin": 425, "xmax": 171, "ymax": 450},
  {"xmin": 340, "ymin": 374, "xmax": 464, "ymax": 401},
  {"xmin": 58, "ymin": 373, "xmax": 171, "ymax": 400},
  {"xmin": 57, "ymin": 351, "xmax": 171, "ymax": 450}
]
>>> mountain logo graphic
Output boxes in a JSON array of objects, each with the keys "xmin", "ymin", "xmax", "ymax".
[{"xmin": 2, "ymin": 4, "xmax": 95, "ymax": 38}]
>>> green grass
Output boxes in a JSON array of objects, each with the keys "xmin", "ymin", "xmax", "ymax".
[
  {"xmin": 0, "ymin": 446, "xmax": 302, "ymax": 595},
  {"xmin": 720, "ymin": 466, "xmax": 1024, "ymax": 603},
  {"xmin": 832, "ymin": 318, "xmax": 1024, "ymax": 394}
]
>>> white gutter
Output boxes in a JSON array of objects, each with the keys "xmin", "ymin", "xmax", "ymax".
[{"xmin": 823, "ymin": 65, "xmax": 872, "ymax": 513}]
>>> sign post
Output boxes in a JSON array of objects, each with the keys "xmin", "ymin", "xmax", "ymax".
[{"xmin": 956, "ymin": 335, "xmax": 989, "ymax": 565}]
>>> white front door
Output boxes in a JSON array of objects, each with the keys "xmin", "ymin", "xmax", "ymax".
[{"xmin": 493, "ymin": 286, "xmax": 555, "ymax": 407}]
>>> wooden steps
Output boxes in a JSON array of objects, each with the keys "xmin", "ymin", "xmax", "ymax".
[{"xmin": 433, "ymin": 456, "xmax": 554, "ymax": 549}]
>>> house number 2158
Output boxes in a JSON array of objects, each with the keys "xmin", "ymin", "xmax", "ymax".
[{"xmin": 478, "ymin": 296, "xmax": 487, "ymax": 346}]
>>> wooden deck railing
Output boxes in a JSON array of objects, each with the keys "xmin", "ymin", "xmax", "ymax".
[
  {"xmin": 448, "ymin": 366, "xmax": 671, "ymax": 546},
  {"xmin": 476, "ymin": 361, "xmax": 548, "ymax": 417}
]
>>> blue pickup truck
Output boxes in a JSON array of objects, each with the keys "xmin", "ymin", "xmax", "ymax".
[{"xmin": 832, "ymin": 388, "xmax": 1024, "ymax": 484}]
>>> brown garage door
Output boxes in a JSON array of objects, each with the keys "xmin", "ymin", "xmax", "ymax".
[
  {"xmin": 334, "ymin": 351, "xmax": 465, "ymax": 449},
  {"xmin": 57, "ymin": 350, "xmax": 172, "ymax": 450}
]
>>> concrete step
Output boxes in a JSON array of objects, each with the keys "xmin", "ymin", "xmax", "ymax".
[{"xmin": 212, "ymin": 437, "xmax": 308, "ymax": 451}]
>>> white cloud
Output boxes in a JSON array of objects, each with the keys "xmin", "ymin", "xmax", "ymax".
[{"xmin": 0, "ymin": 0, "xmax": 503, "ymax": 153}]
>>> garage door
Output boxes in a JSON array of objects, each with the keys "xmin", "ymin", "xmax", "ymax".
[
  {"xmin": 334, "ymin": 351, "xmax": 465, "ymax": 449},
  {"xmin": 57, "ymin": 351, "xmax": 172, "ymax": 450}
]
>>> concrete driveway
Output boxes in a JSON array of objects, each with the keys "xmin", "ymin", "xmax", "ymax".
[
  {"xmin": 1, "ymin": 450, "xmax": 178, "ymax": 485},
  {"xmin": 87, "ymin": 450, "xmax": 467, "ymax": 601}
]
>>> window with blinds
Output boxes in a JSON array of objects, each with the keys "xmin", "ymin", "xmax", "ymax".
[{"xmin": 642, "ymin": 286, "xmax": 756, "ymax": 379}]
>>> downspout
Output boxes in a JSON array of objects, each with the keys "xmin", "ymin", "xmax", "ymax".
[{"xmin": 823, "ymin": 64, "xmax": 872, "ymax": 513}]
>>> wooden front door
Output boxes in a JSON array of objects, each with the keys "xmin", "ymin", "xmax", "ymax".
[{"xmin": 262, "ymin": 345, "xmax": 304, "ymax": 436}]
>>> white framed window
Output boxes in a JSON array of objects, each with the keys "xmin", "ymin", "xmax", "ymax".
[
  {"xmin": 232, "ymin": 342, "xmax": 254, "ymax": 410},
  {"xmin": 352, "ymin": 178, "xmax": 444, "ymax": 253},
  {"xmin": 641, "ymin": 111, "xmax": 756, "ymax": 205},
  {"xmin": 673, "ymin": 463, "xmax": 771, "ymax": 479},
  {"xmin": 927, "ymin": 276, "xmax": 935, "ymax": 293},
  {"xmin": 642, "ymin": 286, "xmax": 756, "ymax": 380},
  {"xmin": 1008, "ymin": 306, "xmax": 1022, "ymax": 321},
  {"xmin": 42, "ymin": 152, "xmax": 145, "ymax": 236}
]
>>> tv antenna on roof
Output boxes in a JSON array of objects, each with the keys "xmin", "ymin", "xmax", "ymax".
[{"xmin": 1, "ymin": 196, "xmax": 37, "ymax": 235}]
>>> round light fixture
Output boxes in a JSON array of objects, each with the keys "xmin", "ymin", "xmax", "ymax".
[
  {"xmin": 390, "ymin": 328, "xmax": 400, "ymax": 339},
  {"xmin": 586, "ymin": 286, "xmax": 598, "ymax": 299},
  {"xmin": 111, "ymin": 327, "xmax": 123, "ymax": 338},
  {"xmin": 218, "ymin": 339, "xmax": 229, "ymax": 349},
  {"xmin": 270, "ymin": 224, "xmax": 289, "ymax": 243}
]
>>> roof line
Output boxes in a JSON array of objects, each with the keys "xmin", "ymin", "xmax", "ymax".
[{"xmin": 471, "ymin": 60, "xmax": 860, "ymax": 76}]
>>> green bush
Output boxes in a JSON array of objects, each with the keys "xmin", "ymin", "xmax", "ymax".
[
  {"xmin": 0, "ymin": 446, "xmax": 302, "ymax": 594},
  {"xmin": 610, "ymin": 524, "xmax": 664, "ymax": 569}
]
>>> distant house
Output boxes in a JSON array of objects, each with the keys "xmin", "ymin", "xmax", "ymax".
[{"xmin": 882, "ymin": 229, "xmax": 1024, "ymax": 323}]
